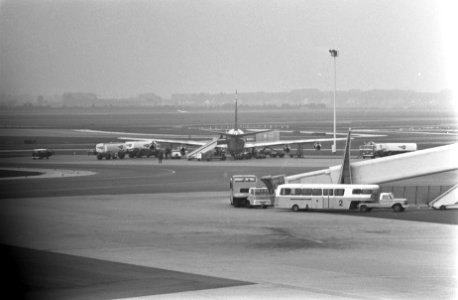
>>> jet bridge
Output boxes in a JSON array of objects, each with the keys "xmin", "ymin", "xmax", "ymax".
[
  {"xmin": 286, "ymin": 142, "xmax": 458, "ymax": 185},
  {"xmin": 261, "ymin": 129, "xmax": 458, "ymax": 193}
]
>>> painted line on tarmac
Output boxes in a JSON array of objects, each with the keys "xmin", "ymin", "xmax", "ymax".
[{"xmin": 0, "ymin": 167, "xmax": 96, "ymax": 180}]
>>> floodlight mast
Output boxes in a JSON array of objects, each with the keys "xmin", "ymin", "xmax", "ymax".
[{"xmin": 329, "ymin": 49, "xmax": 338, "ymax": 153}]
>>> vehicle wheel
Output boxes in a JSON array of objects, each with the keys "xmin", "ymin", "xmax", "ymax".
[
  {"xmin": 291, "ymin": 205, "xmax": 299, "ymax": 212},
  {"xmin": 440, "ymin": 205, "xmax": 446, "ymax": 210},
  {"xmin": 392, "ymin": 204, "xmax": 403, "ymax": 212},
  {"xmin": 360, "ymin": 205, "xmax": 369, "ymax": 212},
  {"xmin": 97, "ymin": 153, "xmax": 103, "ymax": 160},
  {"xmin": 262, "ymin": 205, "xmax": 267, "ymax": 209},
  {"xmin": 106, "ymin": 153, "xmax": 111, "ymax": 160}
]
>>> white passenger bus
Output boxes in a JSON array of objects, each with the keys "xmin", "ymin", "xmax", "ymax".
[{"xmin": 275, "ymin": 183, "xmax": 380, "ymax": 211}]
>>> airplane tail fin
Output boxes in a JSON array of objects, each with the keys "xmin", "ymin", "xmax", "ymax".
[{"xmin": 338, "ymin": 128, "xmax": 353, "ymax": 184}]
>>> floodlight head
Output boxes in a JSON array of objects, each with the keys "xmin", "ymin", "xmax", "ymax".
[{"xmin": 329, "ymin": 49, "xmax": 338, "ymax": 57}]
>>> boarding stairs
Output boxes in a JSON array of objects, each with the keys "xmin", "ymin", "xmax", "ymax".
[
  {"xmin": 428, "ymin": 184, "xmax": 458, "ymax": 208},
  {"xmin": 186, "ymin": 138, "xmax": 218, "ymax": 160}
]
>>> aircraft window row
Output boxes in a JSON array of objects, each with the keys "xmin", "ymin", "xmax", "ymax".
[{"xmin": 352, "ymin": 189, "xmax": 374, "ymax": 195}]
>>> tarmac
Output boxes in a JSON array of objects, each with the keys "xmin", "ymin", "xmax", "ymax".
[{"xmin": 0, "ymin": 155, "xmax": 457, "ymax": 299}]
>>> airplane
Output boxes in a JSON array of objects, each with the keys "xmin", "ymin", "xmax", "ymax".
[{"xmin": 117, "ymin": 92, "xmax": 348, "ymax": 160}]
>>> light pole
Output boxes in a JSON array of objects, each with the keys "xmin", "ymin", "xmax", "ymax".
[{"xmin": 329, "ymin": 49, "xmax": 338, "ymax": 153}]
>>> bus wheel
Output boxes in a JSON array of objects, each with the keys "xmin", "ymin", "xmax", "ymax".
[
  {"xmin": 360, "ymin": 205, "xmax": 369, "ymax": 212},
  {"xmin": 392, "ymin": 204, "xmax": 403, "ymax": 212},
  {"xmin": 291, "ymin": 205, "xmax": 299, "ymax": 212}
]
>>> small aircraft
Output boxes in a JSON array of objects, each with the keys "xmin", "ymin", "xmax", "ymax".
[{"xmin": 118, "ymin": 92, "xmax": 347, "ymax": 160}]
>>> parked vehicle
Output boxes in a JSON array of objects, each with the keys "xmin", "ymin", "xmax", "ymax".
[
  {"xmin": 432, "ymin": 201, "xmax": 458, "ymax": 210},
  {"xmin": 229, "ymin": 175, "xmax": 258, "ymax": 207},
  {"xmin": 275, "ymin": 183, "xmax": 380, "ymax": 211},
  {"xmin": 358, "ymin": 192, "xmax": 408, "ymax": 212},
  {"xmin": 32, "ymin": 148, "xmax": 54, "ymax": 159},
  {"xmin": 95, "ymin": 143, "xmax": 126, "ymax": 160},
  {"xmin": 360, "ymin": 142, "xmax": 417, "ymax": 159},
  {"xmin": 125, "ymin": 141, "xmax": 156, "ymax": 158},
  {"xmin": 247, "ymin": 187, "xmax": 272, "ymax": 208}
]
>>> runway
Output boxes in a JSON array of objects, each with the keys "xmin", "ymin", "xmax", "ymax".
[{"xmin": 0, "ymin": 154, "xmax": 457, "ymax": 299}]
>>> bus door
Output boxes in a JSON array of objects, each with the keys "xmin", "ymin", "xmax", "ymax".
[
  {"xmin": 312, "ymin": 188, "xmax": 323, "ymax": 208},
  {"xmin": 332, "ymin": 188, "xmax": 345, "ymax": 209},
  {"xmin": 322, "ymin": 188, "xmax": 334, "ymax": 209}
]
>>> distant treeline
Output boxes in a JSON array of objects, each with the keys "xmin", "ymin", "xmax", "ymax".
[{"xmin": 0, "ymin": 89, "xmax": 453, "ymax": 110}]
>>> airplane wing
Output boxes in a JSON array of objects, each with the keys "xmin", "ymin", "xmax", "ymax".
[
  {"xmin": 118, "ymin": 137, "xmax": 208, "ymax": 147},
  {"xmin": 245, "ymin": 137, "xmax": 348, "ymax": 148}
]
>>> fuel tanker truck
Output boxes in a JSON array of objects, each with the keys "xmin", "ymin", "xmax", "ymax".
[
  {"xmin": 359, "ymin": 141, "xmax": 417, "ymax": 159},
  {"xmin": 95, "ymin": 142, "xmax": 126, "ymax": 160}
]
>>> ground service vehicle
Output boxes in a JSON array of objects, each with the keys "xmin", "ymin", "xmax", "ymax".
[
  {"xmin": 229, "ymin": 175, "xmax": 258, "ymax": 207},
  {"xmin": 171, "ymin": 149, "xmax": 183, "ymax": 159},
  {"xmin": 247, "ymin": 187, "xmax": 272, "ymax": 208},
  {"xmin": 359, "ymin": 142, "xmax": 417, "ymax": 159},
  {"xmin": 432, "ymin": 201, "xmax": 458, "ymax": 210},
  {"xmin": 275, "ymin": 183, "xmax": 380, "ymax": 211},
  {"xmin": 125, "ymin": 141, "xmax": 156, "ymax": 158},
  {"xmin": 32, "ymin": 149, "xmax": 54, "ymax": 159},
  {"xmin": 95, "ymin": 143, "xmax": 126, "ymax": 160},
  {"xmin": 199, "ymin": 148, "xmax": 226, "ymax": 161},
  {"xmin": 358, "ymin": 192, "xmax": 408, "ymax": 212}
]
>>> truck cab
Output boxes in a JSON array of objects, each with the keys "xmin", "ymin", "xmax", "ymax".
[
  {"xmin": 229, "ymin": 175, "xmax": 258, "ymax": 207},
  {"xmin": 247, "ymin": 187, "xmax": 272, "ymax": 208},
  {"xmin": 358, "ymin": 192, "xmax": 408, "ymax": 212}
]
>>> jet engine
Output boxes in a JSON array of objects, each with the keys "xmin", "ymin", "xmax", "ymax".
[{"xmin": 314, "ymin": 142, "xmax": 322, "ymax": 150}]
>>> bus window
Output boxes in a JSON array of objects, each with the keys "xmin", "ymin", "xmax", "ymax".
[
  {"xmin": 233, "ymin": 177, "xmax": 256, "ymax": 182},
  {"xmin": 352, "ymin": 189, "xmax": 362, "ymax": 194},
  {"xmin": 292, "ymin": 189, "xmax": 302, "ymax": 195},
  {"xmin": 302, "ymin": 189, "xmax": 312, "ymax": 195},
  {"xmin": 362, "ymin": 189, "xmax": 373, "ymax": 194},
  {"xmin": 281, "ymin": 188, "xmax": 291, "ymax": 195},
  {"xmin": 334, "ymin": 189, "xmax": 344, "ymax": 196},
  {"xmin": 323, "ymin": 189, "xmax": 333, "ymax": 196},
  {"xmin": 312, "ymin": 189, "xmax": 322, "ymax": 196}
]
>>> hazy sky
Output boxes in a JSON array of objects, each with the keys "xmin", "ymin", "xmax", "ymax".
[{"xmin": 0, "ymin": 0, "xmax": 456, "ymax": 98}]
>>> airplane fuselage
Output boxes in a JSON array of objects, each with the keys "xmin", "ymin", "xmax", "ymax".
[{"xmin": 227, "ymin": 136, "xmax": 246, "ymax": 158}]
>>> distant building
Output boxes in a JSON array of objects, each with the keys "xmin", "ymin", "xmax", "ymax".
[{"xmin": 62, "ymin": 93, "xmax": 98, "ymax": 107}]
